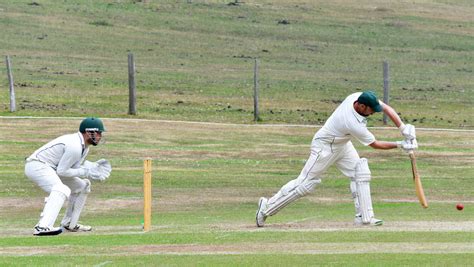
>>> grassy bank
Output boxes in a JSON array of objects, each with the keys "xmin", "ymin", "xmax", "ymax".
[{"xmin": 0, "ymin": 0, "xmax": 472, "ymax": 127}]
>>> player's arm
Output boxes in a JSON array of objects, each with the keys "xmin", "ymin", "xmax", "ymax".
[
  {"xmin": 380, "ymin": 101, "xmax": 403, "ymax": 128},
  {"xmin": 380, "ymin": 101, "xmax": 417, "ymax": 141},
  {"xmin": 355, "ymin": 102, "xmax": 416, "ymax": 151},
  {"xmin": 56, "ymin": 144, "xmax": 87, "ymax": 177},
  {"xmin": 369, "ymin": 139, "xmax": 418, "ymax": 151},
  {"xmin": 355, "ymin": 124, "xmax": 397, "ymax": 150},
  {"xmin": 369, "ymin": 140, "xmax": 398, "ymax": 150},
  {"xmin": 368, "ymin": 102, "xmax": 415, "ymax": 150}
]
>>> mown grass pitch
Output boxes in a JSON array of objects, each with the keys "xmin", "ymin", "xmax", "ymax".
[{"xmin": 0, "ymin": 117, "xmax": 473, "ymax": 266}]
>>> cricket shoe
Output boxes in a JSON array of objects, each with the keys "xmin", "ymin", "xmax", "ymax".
[
  {"xmin": 256, "ymin": 197, "xmax": 268, "ymax": 227},
  {"xmin": 33, "ymin": 225, "xmax": 63, "ymax": 236},
  {"xmin": 63, "ymin": 223, "xmax": 92, "ymax": 232},
  {"xmin": 354, "ymin": 216, "xmax": 383, "ymax": 226}
]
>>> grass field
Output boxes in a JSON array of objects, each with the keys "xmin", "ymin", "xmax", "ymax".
[
  {"xmin": 0, "ymin": 0, "xmax": 473, "ymax": 265},
  {"xmin": 0, "ymin": 117, "xmax": 473, "ymax": 266},
  {"xmin": 0, "ymin": 0, "xmax": 473, "ymax": 127}
]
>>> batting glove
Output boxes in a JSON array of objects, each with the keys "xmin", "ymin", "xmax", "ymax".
[
  {"xmin": 396, "ymin": 139, "xmax": 418, "ymax": 152},
  {"xmin": 399, "ymin": 123, "xmax": 416, "ymax": 140}
]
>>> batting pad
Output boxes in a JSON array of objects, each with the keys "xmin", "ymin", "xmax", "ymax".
[
  {"xmin": 354, "ymin": 158, "xmax": 374, "ymax": 223},
  {"xmin": 264, "ymin": 179, "xmax": 320, "ymax": 216},
  {"xmin": 356, "ymin": 181, "xmax": 374, "ymax": 224},
  {"xmin": 350, "ymin": 181, "xmax": 360, "ymax": 216}
]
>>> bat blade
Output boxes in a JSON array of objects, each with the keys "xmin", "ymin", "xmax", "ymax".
[{"xmin": 409, "ymin": 151, "xmax": 428, "ymax": 208}]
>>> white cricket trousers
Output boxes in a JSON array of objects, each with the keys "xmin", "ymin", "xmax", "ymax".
[
  {"xmin": 290, "ymin": 138, "xmax": 360, "ymax": 188},
  {"xmin": 25, "ymin": 160, "xmax": 91, "ymax": 228},
  {"xmin": 25, "ymin": 160, "xmax": 87, "ymax": 194},
  {"xmin": 265, "ymin": 138, "xmax": 362, "ymax": 217},
  {"xmin": 265, "ymin": 137, "xmax": 377, "ymax": 222}
]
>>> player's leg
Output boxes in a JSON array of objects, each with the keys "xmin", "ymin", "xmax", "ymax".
[
  {"xmin": 25, "ymin": 161, "xmax": 71, "ymax": 236},
  {"xmin": 335, "ymin": 143, "xmax": 363, "ymax": 219},
  {"xmin": 61, "ymin": 177, "xmax": 92, "ymax": 231},
  {"xmin": 256, "ymin": 139, "xmax": 336, "ymax": 227},
  {"xmin": 260, "ymin": 175, "xmax": 321, "ymax": 216},
  {"xmin": 256, "ymin": 177, "xmax": 320, "ymax": 227},
  {"xmin": 336, "ymin": 142, "xmax": 382, "ymax": 226}
]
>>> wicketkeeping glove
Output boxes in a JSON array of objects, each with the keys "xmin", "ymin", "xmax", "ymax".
[
  {"xmin": 83, "ymin": 165, "xmax": 103, "ymax": 180},
  {"xmin": 81, "ymin": 159, "xmax": 112, "ymax": 181},
  {"xmin": 96, "ymin": 159, "xmax": 112, "ymax": 180}
]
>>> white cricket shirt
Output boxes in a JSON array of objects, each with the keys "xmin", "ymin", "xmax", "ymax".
[
  {"xmin": 28, "ymin": 132, "xmax": 89, "ymax": 177},
  {"xmin": 314, "ymin": 92, "xmax": 375, "ymax": 146}
]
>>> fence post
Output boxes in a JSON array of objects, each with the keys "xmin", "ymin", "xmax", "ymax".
[
  {"xmin": 5, "ymin": 56, "xmax": 16, "ymax": 112},
  {"xmin": 383, "ymin": 60, "xmax": 390, "ymax": 125},
  {"xmin": 128, "ymin": 53, "xmax": 136, "ymax": 115},
  {"xmin": 253, "ymin": 58, "xmax": 260, "ymax": 122}
]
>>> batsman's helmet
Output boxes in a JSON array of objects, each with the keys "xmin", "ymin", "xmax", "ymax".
[{"xmin": 79, "ymin": 117, "xmax": 106, "ymax": 133}]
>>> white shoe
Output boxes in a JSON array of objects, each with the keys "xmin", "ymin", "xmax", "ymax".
[
  {"xmin": 63, "ymin": 223, "xmax": 92, "ymax": 232},
  {"xmin": 354, "ymin": 216, "xmax": 383, "ymax": 226},
  {"xmin": 33, "ymin": 225, "xmax": 63, "ymax": 236},
  {"xmin": 256, "ymin": 197, "xmax": 268, "ymax": 227}
]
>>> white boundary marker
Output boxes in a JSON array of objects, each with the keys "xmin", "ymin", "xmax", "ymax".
[{"xmin": 1, "ymin": 116, "xmax": 473, "ymax": 132}]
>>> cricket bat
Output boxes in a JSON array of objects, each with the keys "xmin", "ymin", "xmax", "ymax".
[{"xmin": 409, "ymin": 151, "xmax": 428, "ymax": 208}]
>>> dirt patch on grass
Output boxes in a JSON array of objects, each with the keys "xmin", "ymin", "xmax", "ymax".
[
  {"xmin": 2, "ymin": 240, "xmax": 473, "ymax": 256},
  {"xmin": 116, "ymin": 241, "xmax": 474, "ymax": 255},
  {"xmin": 2, "ymin": 194, "xmax": 472, "ymax": 215},
  {"xmin": 0, "ymin": 197, "xmax": 40, "ymax": 209},
  {"xmin": 0, "ymin": 246, "xmax": 71, "ymax": 256},
  {"xmin": 209, "ymin": 220, "xmax": 474, "ymax": 233}
]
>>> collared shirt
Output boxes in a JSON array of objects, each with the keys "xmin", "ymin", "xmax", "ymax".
[
  {"xmin": 314, "ymin": 92, "xmax": 375, "ymax": 146},
  {"xmin": 28, "ymin": 132, "xmax": 89, "ymax": 177}
]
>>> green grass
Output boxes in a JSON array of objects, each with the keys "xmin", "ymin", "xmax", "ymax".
[
  {"xmin": 2, "ymin": 230, "xmax": 474, "ymax": 247},
  {"xmin": 0, "ymin": 0, "xmax": 473, "ymax": 265},
  {"xmin": 0, "ymin": 117, "xmax": 473, "ymax": 265},
  {"xmin": 0, "ymin": 0, "xmax": 472, "ymax": 127},
  {"xmin": 1, "ymin": 254, "xmax": 473, "ymax": 267}
]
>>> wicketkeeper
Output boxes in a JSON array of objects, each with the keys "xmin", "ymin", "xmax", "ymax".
[
  {"xmin": 256, "ymin": 91, "xmax": 417, "ymax": 227},
  {"xmin": 25, "ymin": 117, "xmax": 112, "ymax": 236}
]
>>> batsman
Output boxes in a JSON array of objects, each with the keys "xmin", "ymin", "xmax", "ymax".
[
  {"xmin": 25, "ymin": 117, "xmax": 112, "ymax": 236},
  {"xmin": 256, "ymin": 91, "xmax": 417, "ymax": 227}
]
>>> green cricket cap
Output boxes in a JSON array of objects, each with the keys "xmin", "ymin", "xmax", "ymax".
[{"xmin": 358, "ymin": 91, "xmax": 382, "ymax": 112}]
